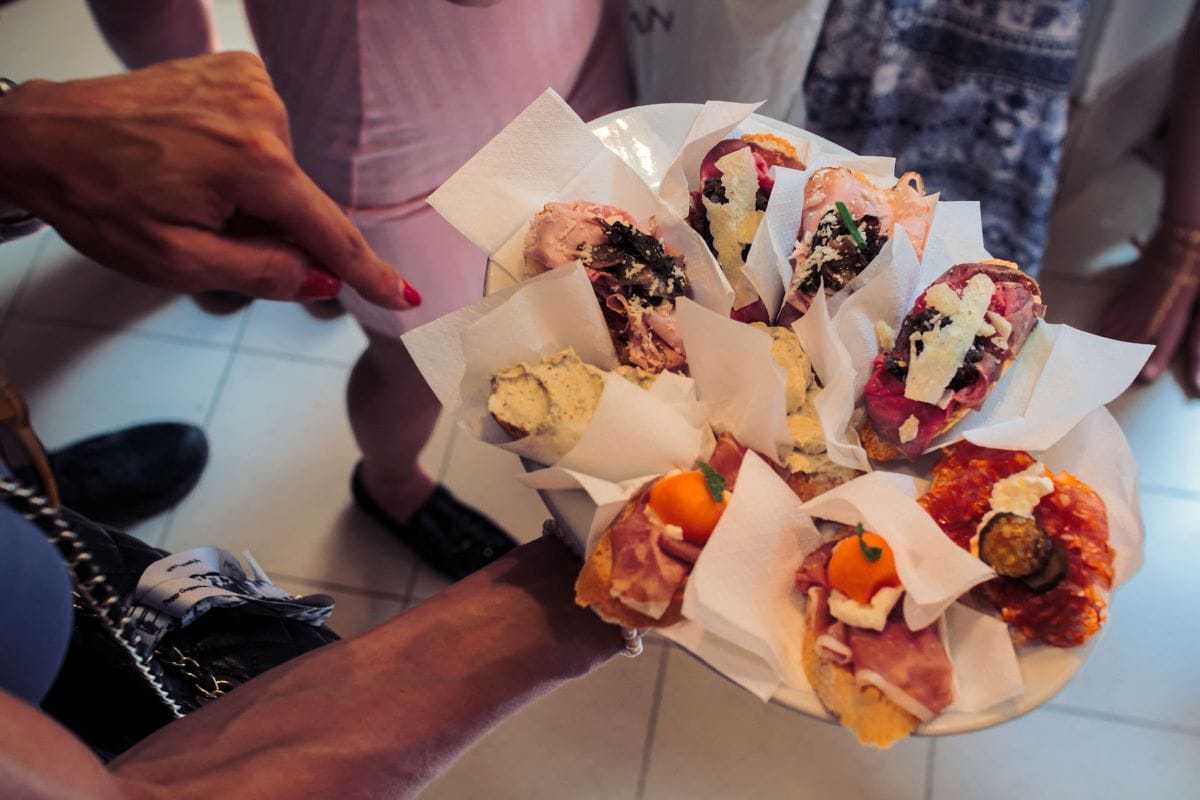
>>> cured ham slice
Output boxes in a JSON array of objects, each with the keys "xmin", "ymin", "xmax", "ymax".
[
  {"xmin": 779, "ymin": 169, "xmax": 937, "ymax": 325},
  {"xmin": 608, "ymin": 494, "xmax": 689, "ymax": 620},
  {"xmin": 524, "ymin": 201, "xmax": 692, "ymax": 373},
  {"xmin": 847, "ymin": 616, "xmax": 954, "ymax": 722},
  {"xmin": 864, "ymin": 261, "xmax": 1045, "ymax": 459}
]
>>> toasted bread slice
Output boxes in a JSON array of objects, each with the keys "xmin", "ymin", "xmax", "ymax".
[
  {"xmin": 785, "ymin": 467, "xmax": 860, "ymax": 502},
  {"xmin": 802, "ymin": 602, "xmax": 918, "ymax": 748},
  {"xmin": 860, "ymin": 418, "xmax": 904, "ymax": 462},
  {"xmin": 574, "ymin": 530, "xmax": 684, "ymax": 629},
  {"xmin": 741, "ymin": 133, "xmax": 803, "ymax": 168}
]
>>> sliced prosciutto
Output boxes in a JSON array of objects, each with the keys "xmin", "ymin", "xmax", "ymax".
[
  {"xmin": 865, "ymin": 261, "xmax": 1044, "ymax": 459},
  {"xmin": 524, "ymin": 201, "xmax": 691, "ymax": 373},
  {"xmin": 847, "ymin": 612, "xmax": 954, "ymax": 721},
  {"xmin": 778, "ymin": 168, "xmax": 937, "ymax": 326},
  {"xmin": 796, "ymin": 537, "xmax": 954, "ymax": 725},
  {"xmin": 601, "ymin": 433, "xmax": 748, "ymax": 623}
]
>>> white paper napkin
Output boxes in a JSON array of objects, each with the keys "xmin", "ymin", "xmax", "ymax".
[
  {"xmin": 943, "ymin": 602, "xmax": 1025, "ymax": 712},
  {"xmin": 427, "ymin": 88, "xmax": 735, "ymax": 316},
  {"xmin": 675, "ymin": 298, "xmax": 792, "ymax": 463},
  {"xmin": 403, "ymin": 262, "xmax": 706, "ymax": 481},
  {"xmin": 682, "ymin": 451, "xmax": 818, "ymax": 692},
  {"xmin": 798, "ymin": 219, "xmax": 1155, "ymax": 462}
]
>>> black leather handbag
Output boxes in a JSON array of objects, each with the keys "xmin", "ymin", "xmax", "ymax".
[{"xmin": 0, "ymin": 480, "xmax": 340, "ymax": 762}]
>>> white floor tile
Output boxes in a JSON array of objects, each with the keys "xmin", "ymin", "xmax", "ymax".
[
  {"xmin": 642, "ymin": 648, "xmax": 930, "ymax": 800},
  {"xmin": 1048, "ymin": 490, "xmax": 1200, "ymax": 730},
  {"xmin": 126, "ymin": 515, "xmax": 172, "ymax": 549},
  {"xmin": 240, "ymin": 299, "xmax": 367, "ymax": 365},
  {"xmin": 0, "ymin": 228, "xmax": 47, "ymax": 313},
  {"xmin": 421, "ymin": 645, "xmax": 663, "ymax": 800},
  {"xmin": 931, "ymin": 709, "xmax": 1200, "ymax": 800},
  {"xmin": 211, "ymin": 0, "xmax": 258, "ymax": 54},
  {"xmin": 440, "ymin": 433, "xmax": 550, "ymax": 544},
  {"xmin": 0, "ymin": 0, "xmax": 123, "ymax": 81},
  {"xmin": 164, "ymin": 351, "xmax": 418, "ymax": 595},
  {"xmin": 1110, "ymin": 376, "xmax": 1200, "ymax": 494},
  {"xmin": 272, "ymin": 577, "xmax": 405, "ymax": 640},
  {"xmin": 0, "ymin": 318, "xmax": 228, "ymax": 449},
  {"xmin": 14, "ymin": 233, "xmax": 248, "ymax": 346},
  {"xmin": 410, "ymin": 431, "xmax": 548, "ymax": 600},
  {"xmin": 1041, "ymin": 156, "xmax": 1163, "ymax": 284}
]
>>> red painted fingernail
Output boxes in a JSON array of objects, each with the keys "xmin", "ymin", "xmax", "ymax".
[
  {"xmin": 296, "ymin": 268, "xmax": 341, "ymax": 301},
  {"xmin": 403, "ymin": 281, "xmax": 422, "ymax": 307}
]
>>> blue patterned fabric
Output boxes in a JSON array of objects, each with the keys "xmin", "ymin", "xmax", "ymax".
[{"xmin": 804, "ymin": 0, "xmax": 1090, "ymax": 273}]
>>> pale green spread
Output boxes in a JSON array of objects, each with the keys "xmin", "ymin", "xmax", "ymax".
[{"xmin": 488, "ymin": 348, "xmax": 657, "ymax": 459}]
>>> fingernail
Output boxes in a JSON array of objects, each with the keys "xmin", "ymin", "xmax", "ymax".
[
  {"xmin": 403, "ymin": 280, "xmax": 422, "ymax": 307},
  {"xmin": 296, "ymin": 268, "xmax": 341, "ymax": 301}
]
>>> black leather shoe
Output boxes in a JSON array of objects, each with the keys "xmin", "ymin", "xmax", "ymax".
[
  {"xmin": 44, "ymin": 423, "xmax": 209, "ymax": 527},
  {"xmin": 351, "ymin": 463, "xmax": 517, "ymax": 581}
]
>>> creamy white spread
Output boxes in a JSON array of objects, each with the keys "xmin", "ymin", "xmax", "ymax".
[
  {"xmin": 970, "ymin": 462, "xmax": 1054, "ymax": 555},
  {"xmin": 828, "ymin": 585, "xmax": 904, "ymax": 631},
  {"xmin": 748, "ymin": 324, "xmax": 857, "ymax": 483},
  {"xmin": 703, "ymin": 148, "xmax": 764, "ymax": 308},
  {"xmin": 904, "ymin": 274, "xmax": 998, "ymax": 404}
]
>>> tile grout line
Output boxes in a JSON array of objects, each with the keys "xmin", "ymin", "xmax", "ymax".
[
  {"xmin": 923, "ymin": 738, "xmax": 937, "ymax": 800},
  {"xmin": 634, "ymin": 645, "xmax": 671, "ymax": 800},
  {"xmin": 6, "ymin": 309, "xmax": 239, "ymax": 353},
  {"xmin": 0, "ymin": 231, "xmax": 51, "ymax": 341},
  {"xmin": 1042, "ymin": 702, "xmax": 1200, "ymax": 738},
  {"xmin": 157, "ymin": 311, "xmax": 252, "ymax": 549},
  {"xmin": 1139, "ymin": 482, "xmax": 1200, "ymax": 502}
]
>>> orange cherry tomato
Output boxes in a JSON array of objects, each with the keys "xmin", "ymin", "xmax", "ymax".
[
  {"xmin": 648, "ymin": 470, "xmax": 727, "ymax": 545},
  {"xmin": 827, "ymin": 531, "xmax": 900, "ymax": 604}
]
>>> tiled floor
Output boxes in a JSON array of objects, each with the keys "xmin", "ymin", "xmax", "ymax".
[{"xmin": 2, "ymin": 2, "xmax": 1199, "ymax": 799}]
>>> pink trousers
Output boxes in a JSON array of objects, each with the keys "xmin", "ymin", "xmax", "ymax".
[{"xmin": 245, "ymin": 0, "xmax": 632, "ymax": 331}]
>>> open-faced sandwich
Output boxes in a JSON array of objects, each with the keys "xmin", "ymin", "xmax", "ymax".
[
  {"xmin": 488, "ymin": 347, "xmax": 657, "ymax": 461},
  {"xmin": 862, "ymin": 260, "xmax": 1045, "ymax": 461},
  {"xmin": 777, "ymin": 167, "xmax": 937, "ymax": 326},
  {"xmin": 795, "ymin": 524, "xmax": 954, "ymax": 748},
  {"xmin": 575, "ymin": 433, "xmax": 746, "ymax": 627},
  {"xmin": 918, "ymin": 443, "xmax": 1114, "ymax": 647},
  {"xmin": 753, "ymin": 323, "xmax": 861, "ymax": 499},
  {"xmin": 524, "ymin": 202, "xmax": 692, "ymax": 373},
  {"xmin": 686, "ymin": 134, "xmax": 804, "ymax": 324}
]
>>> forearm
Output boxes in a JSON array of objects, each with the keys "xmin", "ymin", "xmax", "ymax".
[
  {"xmin": 111, "ymin": 537, "xmax": 622, "ymax": 799},
  {"xmin": 87, "ymin": 0, "xmax": 217, "ymax": 70}
]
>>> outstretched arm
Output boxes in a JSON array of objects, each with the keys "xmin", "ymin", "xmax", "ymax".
[{"xmin": 0, "ymin": 537, "xmax": 621, "ymax": 800}]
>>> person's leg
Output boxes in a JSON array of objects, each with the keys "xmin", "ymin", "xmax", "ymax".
[
  {"xmin": 245, "ymin": 0, "xmax": 630, "ymax": 573},
  {"xmin": 1101, "ymin": 3, "xmax": 1200, "ymax": 385}
]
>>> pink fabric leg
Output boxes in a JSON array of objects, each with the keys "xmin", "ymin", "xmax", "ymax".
[
  {"xmin": 86, "ymin": 0, "xmax": 216, "ymax": 69},
  {"xmin": 245, "ymin": 0, "xmax": 631, "ymax": 522}
]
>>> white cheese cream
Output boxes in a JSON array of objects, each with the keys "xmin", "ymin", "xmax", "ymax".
[
  {"xmin": 970, "ymin": 462, "xmax": 1054, "ymax": 556},
  {"xmin": 828, "ymin": 585, "xmax": 904, "ymax": 632}
]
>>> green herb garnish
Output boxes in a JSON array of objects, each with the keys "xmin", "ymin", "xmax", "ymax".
[
  {"xmin": 697, "ymin": 462, "xmax": 727, "ymax": 503},
  {"xmin": 856, "ymin": 522, "xmax": 882, "ymax": 562},
  {"xmin": 836, "ymin": 201, "xmax": 867, "ymax": 249}
]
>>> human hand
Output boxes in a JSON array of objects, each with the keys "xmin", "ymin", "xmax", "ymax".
[{"xmin": 0, "ymin": 52, "xmax": 419, "ymax": 307}]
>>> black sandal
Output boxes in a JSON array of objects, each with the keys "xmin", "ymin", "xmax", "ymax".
[{"xmin": 350, "ymin": 463, "xmax": 517, "ymax": 581}]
